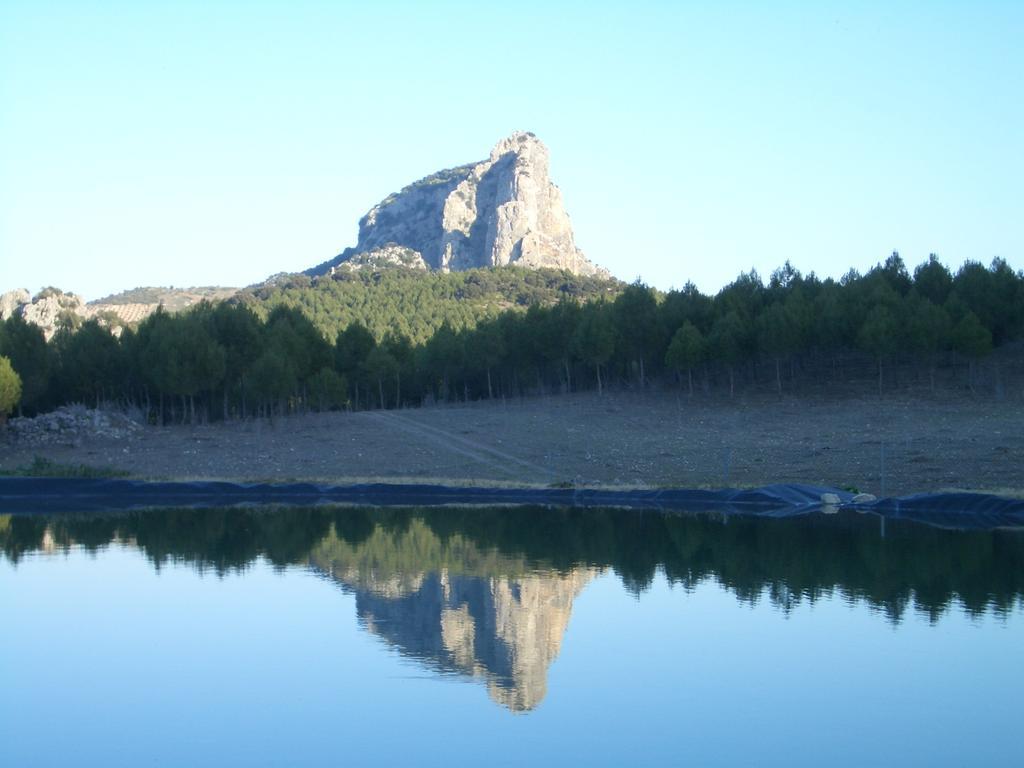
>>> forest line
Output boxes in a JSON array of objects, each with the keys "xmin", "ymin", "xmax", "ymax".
[{"xmin": 0, "ymin": 253, "xmax": 1021, "ymax": 425}]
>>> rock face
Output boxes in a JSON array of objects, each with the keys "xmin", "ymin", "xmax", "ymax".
[
  {"xmin": 0, "ymin": 288, "xmax": 89, "ymax": 341},
  {"xmin": 21, "ymin": 291, "xmax": 87, "ymax": 339},
  {"xmin": 308, "ymin": 132, "xmax": 607, "ymax": 278},
  {"xmin": 337, "ymin": 243, "xmax": 428, "ymax": 273},
  {"xmin": 0, "ymin": 286, "xmax": 236, "ymax": 340},
  {"xmin": 0, "ymin": 289, "xmax": 30, "ymax": 321}
]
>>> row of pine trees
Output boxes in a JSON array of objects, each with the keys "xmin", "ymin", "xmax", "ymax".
[{"xmin": 1, "ymin": 254, "xmax": 1021, "ymax": 424}]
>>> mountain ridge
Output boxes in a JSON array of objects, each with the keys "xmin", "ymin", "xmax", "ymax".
[
  {"xmin": 306, "ymin": 132, "xmax": 607, "ymax": 279},
  {"xmin": 1, "ymin": 133, "xmax": 616, "ymax": 339}
]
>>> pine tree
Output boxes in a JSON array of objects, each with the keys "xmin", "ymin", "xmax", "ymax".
[
  {"xmin": 949, "ymin": 311, "xmax": 992, "ymax": 392},
  {"xmin": 857, "ymin": 307, "xmax": 899, "ymax": 396},
  {"xmin": 665, "ymin": 322, "xmax": 704, "ymax": 397},
  {"xmin": 571, "ymin": 303, "xmax": 616, "ymax": 395},
  {"xmin": 0, "ymin": 355, "xmax": 22, "ymax": 427}
]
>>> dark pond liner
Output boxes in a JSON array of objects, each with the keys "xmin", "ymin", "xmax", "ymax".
[{"xmin": 1, "ymin": 478, "xmax": 1022, "ymax": 531}]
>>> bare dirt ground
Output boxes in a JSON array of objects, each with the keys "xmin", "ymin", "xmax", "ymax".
[{"xmin": 2, "ymin": 390, "xmax": 1022, "ymax": 496}]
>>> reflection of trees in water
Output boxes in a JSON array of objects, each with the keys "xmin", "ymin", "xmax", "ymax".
[
  {"xmin": 2, "ymin": 507, "xmax": 1022, "ymax": 622},
  {"xmin": 5, "ymin": 506, "xmax": 1021, "ymax": 711}
]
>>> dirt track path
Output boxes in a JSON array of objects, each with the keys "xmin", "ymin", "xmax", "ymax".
[{"xmin": 368, "ymin": 411, "xmax": 556, "ymax": 480}]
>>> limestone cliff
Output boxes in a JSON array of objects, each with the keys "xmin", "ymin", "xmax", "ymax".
[
  {"xmin": 308, "ymin": 132, "xmax": 607, "ymax": 278},
  {"xmin": 1, "ymin": 288, "xmax": 88, "ymax": 341},
  {"xmin": 0, "ymin": 286, "xmax": 238, "ymax": 340},
  {"xmin": 0, "ymin": 289, "xmax": 30, "ymax": 323}
]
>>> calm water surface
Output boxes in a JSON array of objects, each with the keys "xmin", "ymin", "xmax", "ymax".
[{"xmin": 2, "ymin": 506, "xmax": 1022, "ymax": 767}]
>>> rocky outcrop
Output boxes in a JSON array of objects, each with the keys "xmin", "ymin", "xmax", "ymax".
[
  {"xmin": 0, "ymin": 289, "xmax": 30, "ymax": 321},
  {"xmin": 328, "ymin": 244, "xmax": 428, "ymax": 275},
  {"xmin": 1, "ymin": 288, "xmax": 89, "ymax": 341},
  {"xmin": 4, "ymin": 405, "xmax": 143, "ymax": 446},
  {"xmin": 0, "ymin": 286, "xmax": 236, "ymax": 339},
  {"xmin": 21, "ymin": 291, "xmax": 87, "ymax": 339},
  {"xmin": 308, "ymin": 132, "xmax": 607, "ymax": 278}
]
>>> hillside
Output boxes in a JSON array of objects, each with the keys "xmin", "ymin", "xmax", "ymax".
[
  {"xmin": 2, "ymin": 267, "xmax": 617, "ymax": 344},
  {"xmin": 91, "ymin": 286, "xmax": 238, "ymax": 311},
  {"xmin": 3, "ymin": 132, "xmax": 615, "ymax": 342},
  {"xmin": 238, "ymin": 265, "xmax": 622, "ymax": 343},
  {"xmin": 0, "ymin": 285, "xmax": 241, "ymax": 340}
]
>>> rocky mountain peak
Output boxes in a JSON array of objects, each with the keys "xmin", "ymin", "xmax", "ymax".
[
  {"xmin": 488, "ymin": 130, "xmax": 543, "ymax": 161},
  {"xmin": 308, "ymin": 133, "xmax": 607, "ymax": 278}
]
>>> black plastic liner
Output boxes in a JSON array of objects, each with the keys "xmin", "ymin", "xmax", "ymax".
[{"xmin": 2, "ymin": 478, "xmax": 1022, "ymax": 530}]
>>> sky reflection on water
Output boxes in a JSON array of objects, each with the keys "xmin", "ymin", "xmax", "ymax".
[{"xmin": 1, "ymin": 506, "xmax": 1021, "ymax": 767}]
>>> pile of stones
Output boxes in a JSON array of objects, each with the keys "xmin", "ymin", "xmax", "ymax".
[{"xmin": 4, "ymin": 405, "xmax": 144, "ymax": 446}]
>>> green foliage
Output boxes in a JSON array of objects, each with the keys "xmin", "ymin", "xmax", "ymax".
[
  {"xmin": 571, "ymin": 302, "xmax": 616, "ymax": 393},
  {"xmin": 902, "ymin": 294, "xmax": 951, "ymax": 357},
  {"xmin": 0, "ymin": 355, "xmax": 22, "ymax": 420},
  {"xmin": 665, "ymin": 321, "xmax": 704, "ymax": 395},
  {"xmin": 307, "ymin": 367, "xmax": 349, "ymax": 411},
  {"xmin": 210, "ymin": 302, "xmax": 263, "ymax": 382},
  {"xmin": 241, "ymin": 265, "xmax": 621, "ymax": 344},
  {"xmin": 52, "ymin": 320, "xmax": 122, "ymax": 404},
  {"xmin": 0, "ymin": 456, "xmax": 129, "ymax": 478},
  {"xmin": 951, "ymin": 258, "xmax": 1024, "ymax": 345},
  {"xmin": 336, "ymin": 322, "xmax": 376, "ymax": 377},
  {"xmin": 465, "ymin": 319, "xmax": 506, "ymax": 372},
  {"xmin": 249, "ymin": 350, "xmax": 297, "ymax": 406},
  {"xmin": 613, "ymin": 281, "xmax": 661, "ymax": 385},
  {"xmin": 265, "ymin": 305, "xmax": 330, "ymax": 385},
  {"xmin": 949, "ymin": 311, "xmax": 992, "ymax": 359},
  {"xmin": 362, "ymin": 346, "xmax": 399, "ymax": 408},
  {"xmin": 913, "ymin": 254, "xmax": 953, "ymax": 305},
  {"xmin": 9, "ymin": 254, "xmax": 1024, "ymax": 418},
  {"xmin": 709, "ymin": 311, "xmax": 745, "ymax": 364},
  {"xmin": 34, "ymin": 286, "xmax": 63, "ymax": 301},
  {"xmin": 4, "ymin": 505, "xmax": 1021, "ymax": 622},
  {"xmin": 857, "ymin": 306, "xmax": 900, "ymax": 360},
  {"xmin": 420, "ymin": 322, "xmax": 463, "ymax": 397},
  {"xmin": 161, "ymin": 312, "xmax": 226, "ymax": 399},
  {"xmin": 0, "ymin": 315, "xmax": 52, "ymax": 413},
  {"xmin": 756, "ymin": 302, "xmax": 796, "ymax": 359},
  {"xmin": 879, "ymin": 251, "xmax": 913, "ymax": 296},
  {"xmin": 665, "ymin": 321, "xmax": 704, "ymax": 373}
]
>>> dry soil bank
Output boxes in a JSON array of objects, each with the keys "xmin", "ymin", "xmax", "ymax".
[{"xmin": 3, "ymin": 390, "xmax": 1022, "ymax": 497}]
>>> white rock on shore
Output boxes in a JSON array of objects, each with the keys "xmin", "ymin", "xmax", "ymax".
[{"xmin": 5, "ymin": 405, "xmax": 144, "ymax": 446}]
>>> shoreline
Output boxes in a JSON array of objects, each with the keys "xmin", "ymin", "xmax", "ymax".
[
  {"xmin": 2, "ymin": 390, "xmax": 1022, "ymax": 497},
  {"xmin": 4, "ymin": 476, "xmax": 1022, "ymax": 532}
]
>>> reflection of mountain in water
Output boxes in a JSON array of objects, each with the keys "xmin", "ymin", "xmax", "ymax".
[
  {"xmin": 309, "ymin": 518, "xmax": 595, "ymax": 710},
  {"xmin": 353, "ymin": 569, "xmax": 592, "ymax": 711},
  {"xmin": 3, "ymin": 504, "xmax": 1024, "ymax": 711}
]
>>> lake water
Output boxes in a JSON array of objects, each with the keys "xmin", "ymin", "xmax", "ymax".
[{"xmin": 2, "ymin": 506, "xmax": 1021, "ymax": 767}]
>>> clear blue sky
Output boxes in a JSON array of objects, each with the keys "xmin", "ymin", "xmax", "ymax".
[{"xmin": 1, "ymin": 1, "xmax": 1021, "ymax": 300}]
